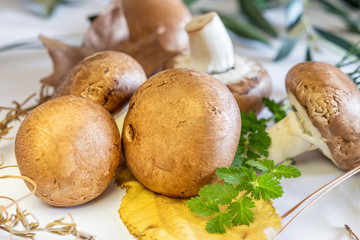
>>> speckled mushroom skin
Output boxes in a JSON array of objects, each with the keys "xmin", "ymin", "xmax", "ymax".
[
  {"xmin": 225, "ymin": 58, "xmax": 272, "ymax": 114},
  {"xmin": 286, "ymin": 61, "xmax": 360, "ymax": 170},
  {"xmin": 122, "ymin": 68, "xmax": 241, "ymax": 197},
  {"xmin": 15, "ymin": 96, "xmax": 121, "ymax": 207},
  {"xmin": 167, "ymin": 55, "xmax": 272, "ymax": 114},
  {"xmin": 53, "ymin": 51, "xmax": 146, "ymax": 114}
]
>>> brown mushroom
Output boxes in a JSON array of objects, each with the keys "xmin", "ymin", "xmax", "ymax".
[
  {"xmin": 122, "ymin": 0, "xmax": 192, "ymax": 51},
  {"xmin": 166, "ymin": 12, "xmax": 271, "ymax": 114},
  {"xmin": 52, "ymin": 51, "xmax": 146, "ymax": 114},
  {"xmin": 267, "ymin": 61, "xmax": 360, "ymax": 170},
  {"xmin": 122, "ymin": 68, "xmax": 241, "ymax": 197},
  {"xmin": 15, "ymin": 96, "xmax": 121, "ymax": 207}
]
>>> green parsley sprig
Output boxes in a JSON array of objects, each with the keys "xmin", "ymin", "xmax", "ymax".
[
  {"xmin": 263, "ymin": 97, "xmax": 289, "ymax": 123},
  {"xmin": 187, "ymin": 113, "xmax": 301, "ymax": 234},
  {"xmin": 232, "ymin": 112, "xmax": 270, "ymax": 167}
]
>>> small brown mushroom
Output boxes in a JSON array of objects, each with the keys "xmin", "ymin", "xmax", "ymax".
[
  {"xmin": 122, "ymin": 68, "xmax": 241, "ymax": 197},
  {"xmin": 166, "ymin": 12, "xmax": 271, "ymax": 114},
  {"xmin": 267, "ymin": 61, "xmax": 360, "ymax": 170},
  {"xmin": 52, "ymin": 51, "xmax": 146, "ymax": 114},
  {"xmin": 15, "ymin": 96, "xmax": 121, "ymax": 207},
  {"xmin": 123, "ymin": 0, "xmax": 192, "ymax": 51}
]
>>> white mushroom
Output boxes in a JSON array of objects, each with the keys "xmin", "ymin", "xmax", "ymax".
[
  {"xmin": 167, "ymin": 12, "xmax": 272, "ymax": 114},
  {"xmin": 268, "ymin": 61, "xmax": 360, "ymax": 170}
]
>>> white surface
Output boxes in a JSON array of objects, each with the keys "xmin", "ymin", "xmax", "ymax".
[{"xmin": 0, "ymin": 0, "xmax": 359, "ymax": 240}]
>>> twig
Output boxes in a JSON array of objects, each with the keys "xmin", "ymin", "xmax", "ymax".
[
  {"xmin": 346, "ymin": 224, "xmax": 359, "ymax": 240},
  {"xmin": 277, "ymin": 165, "xmax": 360, "ymax": 237},
  {"xmin": 0, "ymin": 155, "xmax": 95, "ymax": 239},
  {"xmin": 0, "ymin": 85, "xmax": 53, "ymax": 141}
]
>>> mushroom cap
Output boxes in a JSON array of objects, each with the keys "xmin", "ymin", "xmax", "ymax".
[
  {"xmin": 167, "ymin": 55, "xmax": 272, "ymax": 114},
  {"xmin": 122, "ymin": 0, "xmax": 191, "ymax": 51},
  {"xmin": 122, "ymin": 68, "xmax": 241, "ymax": 197},
  {"xmin": 286, "ymin": 61, "xmax": 360, "ymax": 170},
  {"xmin": 217, "ymin": 56, "xmax": 272, "ymax": 114},
  {"xmin": 15, "ymin": 96, "xmax": 121, "ymax": 207},
  {"xmin": 53, "ymin": 51, "xmax": 146, "ymax": 114}
]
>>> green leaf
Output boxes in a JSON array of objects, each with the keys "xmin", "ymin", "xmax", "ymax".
[
  {"xmin": 336, "ymin": 41, "xmax": 360, "ymax": 68},
  {"xmin": 252, "ymin": 174, "xmax": 283, "ymax": 200},
  {"xmin": 182, "ymin": 0, "xmax": 198, "ymax": 6},
  {"xmin": 342, "ymin": 0, "xmax": 360, "ymax": 8},
  {"xmin": 273, "ymin": 164, "xmax": 302, "ymax": 179},
  {"xmin": 236, "ymin": 167, "xmax": 258, "ymax": 192},
  {"xmin": 315, "ymin": 27, "xmax": 360, "ymax": 58},
  {"xmin": 251, "ymin": 0, "xmax": 268, "ymax": 10},
  {"xmin": 263, "ymin": 97, "xmax": 287, "ymax": 123},
  {"xmin": 198, "ymin": 183, "xmax": 239, "ymax": 205},
  {"xmin": 317, "ymin": 0, "xmax": 348, "ymax": 18},
  {"xmin": 205, "ymin": 213, "xmax": 233, "ymax": 234},
  {"xmin": 233, "ymin": 112, "xmax": 271, "ymax": 167},
  {"xmin": 305, "ymin": 45, "xmax": 313, "ymax": 61},
  {"xmin": 247, "ymin": 129, "xmax": 271, "ymax": 158},
  {"xmin": 232, "ymin": 146, "xmax": 246, "ymax": 167},
  {"xmin": 238, "ymin": 0, "xmax": 278, "ymax": 37},
  {"xmin": 274, "ymin": 37, "xmax": 299, "ymax": 61},
  {"xmin": 317, "ymin": 0, "xmax": 359, "ymax": 33},
  {"xmin": 216, "ymin": 166, "xmax": 246, "ymax": 184},
  {"xmin": 219, "ymin": 14, "xmax": 270, "ymax": 45},
  {"xmin": 286, "ymin": 0, "xmax": 304, "ymax": 30},
  {"xmin": 247, "ymin": 159, "xmax": 275, "ymax": 173},
  {"xmin": 228, "ymin": 197, "xmax": 255, "ymax": 226},
  {"xmin": 187, "ymin": 196, "xmax": 220, "ymax": 217}
]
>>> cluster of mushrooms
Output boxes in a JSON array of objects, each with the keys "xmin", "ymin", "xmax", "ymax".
[{"xmin": 14, "ymin": 0, "xmax": 360, "ymax": 207}]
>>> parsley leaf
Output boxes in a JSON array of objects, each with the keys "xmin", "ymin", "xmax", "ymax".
[
  {"xmin": 252, "ymin": 174, "xmax": 283, "ymax": 200},
  {"xmin": 246, "ymin": 159, "xmax": 275, "ymax": 172},
  {"xmin": 273, "ymin": 164, "xmax": 302, "ymax": 179},
  {"xmin": 232, "ymin": 112, "xmax": 271, "ymax": 167},
  {"xmin": 187, "ymin": 110, "xmax": 301, "ymax": 234},
  {"xmin": 205, "ymin": 213, "xmax": 232, "ymax": 234},
  {"xmin": 228, "ymin": 197, "xmax": 255, "ymax": 226},
  {"xmin": 234, "ymin": 167, "xmax": 258, "ymax": 192},
  {"xmin": 263, "ymin": 97, "xmax": 289, "ymax": 123},
  {"xmin": 216, "ymin": 166, "xmax": 245, "ymax": 184},
  {"xmin": 199, "ymin": 183, "xmax": 238, "ymax": 205},
  {"xmin": 187, "ymin": 196, "xmax": 220, "ymax": 217}
]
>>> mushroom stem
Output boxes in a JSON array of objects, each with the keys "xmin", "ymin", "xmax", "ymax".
[
  {"xmin": 185, "ymin": 12, "xmax": 235, "ymax": 74},
  {"xmin": 267, "ymin": 111, "xmax": 316, "ymax": 165}
]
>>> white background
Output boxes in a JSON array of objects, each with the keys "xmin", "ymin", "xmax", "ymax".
[{"xmin": 0, "ymin": 0, "xmax": 359, "ymax": 239}]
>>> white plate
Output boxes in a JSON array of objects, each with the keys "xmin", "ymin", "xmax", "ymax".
[{"xmin": 0, "ymin": 1, "xmax": 359, "ymax": 240}]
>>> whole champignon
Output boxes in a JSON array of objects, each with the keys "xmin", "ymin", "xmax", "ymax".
[
  {"xmin": 267, "ymin": 61, "xmax": 360, "ymax": 170},
  {"xmin": 15, "ymin": 96, "xmax": 121, "ymax": 207},
  {"xmin": 52, "ymin": 51, "xmax": 146, "ymax": 114},
  {"xmin": 122, "ymin": 0, "xmax": 192, "ymax": 51},
  {"xmin": 166, "ymin": 12, "xmax": 272, "ymax": 114},
  {"xmin": 122, "ymin": 68, "xmax": 241, "ymax": 197}
]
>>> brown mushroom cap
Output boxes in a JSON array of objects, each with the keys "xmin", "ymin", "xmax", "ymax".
[
  {"xmin": 217, "ymin": 56, "xmax": 272, "ymax": 114},
  {"xmin": 52, "ymin": 51, "xmax": 146, "ymax": 114},
  {"xmin": 286, "ymin": 61, "xmax": 360, "ymax": 170},
  {"xmin": 15, "ymin": 96, "xmax": 121, "ymax": 207},
  {"xmin": 122, "ymin": 68, "xmax": 241, "ymax": 197},
  {"xmin": 167, "ymin": 55, "xmax": 271, "ymax": 114},
  {"xmin": 122, "ymin": 0, "xmax": 191, "ymax": 51}
]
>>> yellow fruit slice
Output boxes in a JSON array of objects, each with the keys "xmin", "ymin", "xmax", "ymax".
[{"xmin": 117, "ymin": 166, "xmax": 282, "ymax": 240}]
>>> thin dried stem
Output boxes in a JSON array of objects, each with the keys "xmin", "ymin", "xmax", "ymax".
[
  {"xmin": 0, "ymin": 85, "xmax": 53, "ymax": 141},
  {"xmin": 1, "ymin": 156, "xmax": 95, "ymax": 239},
  {"xmin": 346, "ymin": 225, "xmax": 359, "ymax": 240},
  {"xmin": 278, "ymin": 165, "xmax": 360, "ymax": 237}
]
